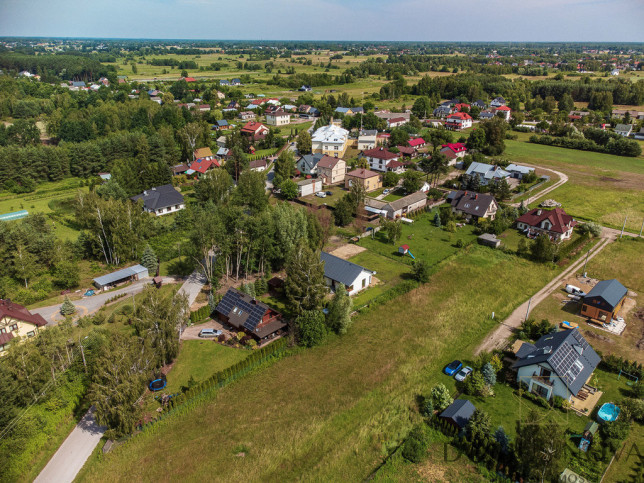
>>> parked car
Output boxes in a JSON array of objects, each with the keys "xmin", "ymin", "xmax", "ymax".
[
  {"xmin": 444, "ymin": 360, "xmax": 463, "ymax": 376},
  {"xmin": 199, "ymin": 328, "xmax": 222, "ymax": 338},
  {"xmin": 325, "ymin": 191, "xmax": 333, "ymax": 196},
  {"xmin": 565, "ymin": 284, "xmax": 586, "ymax": 297},
  {"xmin": 383, "ymin": 189, "xmax": 390, "ymax": 195},
  {"xmin": 315, "ymin": 191, "xmax": 327, "ymax": 198},
  {"xmin": 454, "ymin": 366, "xmax": 473, "ymax": 382}
]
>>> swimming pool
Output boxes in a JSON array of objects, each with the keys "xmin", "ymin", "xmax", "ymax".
[{"xmin": 597, "ymin": 403, "xmax": 620, "ymax": 422}]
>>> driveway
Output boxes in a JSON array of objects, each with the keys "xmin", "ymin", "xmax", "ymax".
[
  {"xmin": 178, "ymin": 268, "xmax": 207, "ymax": 307},
  {"xmin": 34, "ymin": 407, "xmax": 106, "ymax": 483},
  {"xmin": 181, "ymin": 319, "xmax": 233, "ymax": 340},
  {"xmin": 510, "ymin": 166, "xmax": 568, "ymax": 207}
]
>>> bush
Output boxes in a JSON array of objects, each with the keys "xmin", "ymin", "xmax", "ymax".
[
  {"xmin": 430, "ymin": 383, "xmax": 453, "ymax": 411},
  {"xmin": 402, "ymin": 425, "xmax": 429, "ymax": 463},
  {"xmin": 420, "ymin": 398, "xmax": 434, "ymax": 417}
]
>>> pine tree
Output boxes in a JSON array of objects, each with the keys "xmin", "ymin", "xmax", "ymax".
[
  {"xmin": 434, "ymin": 211, "xmax": 441, "ymax": 227},
  {"xmin": 60, "ymin": 296, "xmax": 76, "ymax": 316},
  {"xmin": 326, "ymin": 283, "xmax": 353, "ymax": 334},
  {"xmin": 482, "ymin": 362, "xmax": 497, "ymax": 386},
  {"xmin": 141, "ymin": 244, "xmax": 158, "ymax": 274}
]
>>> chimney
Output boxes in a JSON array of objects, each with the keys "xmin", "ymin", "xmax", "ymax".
[
  {"xmin": 475, "ymin": 194, "xmax": 478, "ymax": 200},
  {"xmin": 464, "ymin": 191, "xmax": 468, "ymax": 196},
  {"xmin": 537, "ymin": 209, "xmax": 542, "ymax": 216}
]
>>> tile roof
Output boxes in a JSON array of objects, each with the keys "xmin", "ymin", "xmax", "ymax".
[
  {"xmin": 320, "ymin": 252, "xmax": 372, "ymax": 287},
  {"xmin": 447, "ymin": 190, "xmax": 497, "ymax": 217},
  {"xmin": 447, "ymin": 112, "xmax": 473, "ymax": 120},
  {"xmin": 384, "ymin": 191, "xmax": 427, "ymax": 211},
  {"xmin": 131, "ymin": 184, "xmax": 185, "ymax": 211},
  {"xmin": 440, "ymin": 399, "xmax": 476, "ymax": 428},
  {"xmin": 466, "ymin": 162, "xmax": 510, "ymax": 180},
  {"xmin": 516, "ymin": 208, "xmax": 576, "ymax": 235},
  {"xmin": 441, "ymin": 143, "xmax": 467, "ymax": 153},
  {"xmin": 241, "ymin": 121, "xmax": 268, "ymax": 134},
  {"xmin": 408, "ymin": 137, "xmax": 426, "ymax": 147},
  {"xmin": 0, "ymin": 299, "xmax": 47, "ymax": 327},
  {"xmin": 194, "ymin": 147, "xmax": 213, "ymax": 158},
  {"xmin": 363, "ymin": 147, "xmax": 399, "ymax": 160},
  {"xmin": 316, "ymin": 155, "xmax": 343, "ymax": 169},
  {"xmin": 346, "ymin": 168, "xmax": 380, "ymax": 179},
  {"xmin": 298, "ymin": 153, "xmax": 324, "ymax": 171}
]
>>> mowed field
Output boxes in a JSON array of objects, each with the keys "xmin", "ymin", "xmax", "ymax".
[
  {"xmin": 504, "ymin": 140, "xmax": 644, "ymax": 232},
  {"xmin": 81, "ymin": 246, "xmax": 556, "ymax": 482}
]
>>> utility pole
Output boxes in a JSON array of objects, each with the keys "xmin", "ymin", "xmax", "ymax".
[
  {"xmin": 524, "ymin": 297, "xmax": 532, "ymax": 322},
  {"xmin": 639, "ymin": 218, "xmax": 644, "ymax": 238},
  {"xmin": 582, "ymin": 249, "xmax": 590, "ymax": 278},
  {"xmin": 620, "ymin": 214, "xmax": 628, "ymax": 238}
]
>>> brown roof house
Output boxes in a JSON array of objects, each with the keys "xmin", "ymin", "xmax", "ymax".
[
  {"xmin": 447, "ymin": 190, "xmax": 498, "ymax": 221},
  {"xmin": 516, "ymin": 207, "xmax": 577, "ymax": 242},
  {"xmin": 345, "ymin": 168, "xmax": 382, "ymax": 193},
  {"xmin": 0, "ymin": 299, "xmax": 47, "ymax": 354},
  {"xmin": 366, "ymin": 191, "xmax": 427, "ymax": 219},
  {"xmin": 214, "ymin": 288, "xmax": 286, "ymax": 341},
  {"xmin": 316, "ymin": 155, "xmax": 346, "ymax": 184}
]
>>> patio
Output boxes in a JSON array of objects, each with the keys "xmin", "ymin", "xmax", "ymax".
[{"xmin": 570, "ymin": 386, "xmax": 603, "ymax": 416}]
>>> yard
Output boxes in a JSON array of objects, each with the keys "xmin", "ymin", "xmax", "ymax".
[
  {"xmin": 348, "ymin": 250, "xmax": 410, "ymax": 308},
  {"xmin": 299, "ymin": 184, "xmax": 345, "ymax": 206}
]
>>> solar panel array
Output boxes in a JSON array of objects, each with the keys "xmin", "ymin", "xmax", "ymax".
[
  {"xmin": 242, "ymin": 303, "xmax": 267, "ymax": 332},
  {"xmin": 216, "ymin": 290, "xmax": 266, "ymax": 332},
  {"xmin": 550, "ymin": 341, "xmax": 582, "ymax": 387}
]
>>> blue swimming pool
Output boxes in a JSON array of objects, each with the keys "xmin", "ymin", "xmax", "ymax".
[{"xmin": 597, "ymin": 403, "xmax": 620, "ymax": 422}]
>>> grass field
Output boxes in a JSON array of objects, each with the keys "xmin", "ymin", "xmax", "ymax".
[
  {"xmin": 348, "ymin": 250, "xmax": 410, "ymax": 308},
  {"xmin": 503, "ymin": 140, "xmax": 644, "ymax": 232},
  {"xmin": 81, "ymin": 246, "xmax": 558, "ymax": 481}
]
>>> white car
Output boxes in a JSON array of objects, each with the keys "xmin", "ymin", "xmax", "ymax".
[
  {"xmin": 315, "ymin": 191, "xmax": 327, "ymax": 198},
  {"xmin": 565, "ymin": 284, "xmax": 586, "ymax": 297},
  {"xmin": 454, "ymin": 366, "xmax": 473, "ymax": 382},
  {"xmin": 383, "ymin": 189, "xmax": 390, "ymax": 195}
]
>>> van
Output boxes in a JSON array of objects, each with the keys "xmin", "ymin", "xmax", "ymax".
[
  {"xmin": 565, "ymin": 284, "xmax": 586, "ymax": 296},
  {"xmin": 199, "ymin": 328, "xmax": 222, "ymax": 338}
]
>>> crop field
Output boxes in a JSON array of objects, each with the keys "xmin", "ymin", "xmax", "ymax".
[{"xmin": 82, "ymin": 246, "xmax": 557, "ymax": 481}]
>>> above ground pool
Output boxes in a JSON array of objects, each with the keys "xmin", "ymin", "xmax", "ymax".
[
  {"xmin": 597, "ymin": 403, "xmax": 620, "ymax": 422},
  {"xmin": 149, "ymin": 377, "xmax": 167, "ymax": 392}
]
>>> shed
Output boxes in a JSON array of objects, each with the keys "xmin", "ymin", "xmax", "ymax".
[
  {"xmin": 478, "ymin": 233, "xmax": 501, "ymax": 248},
  {"xmin": 93, "ymin": 265, "xmax": 149, "ymax": 289},
  {"xmin": 581, "ymin": 279, "xmax": 628, "ymax": 321},
  {"xmin": 440, "ymin": 399, "xmax": 476, "ymax": 429}
]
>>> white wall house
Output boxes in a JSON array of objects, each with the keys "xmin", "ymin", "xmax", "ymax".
[
  {"xmin": 320, "ymin": 252, "xmax": 374, "ymax": 296},
  {"xmin": 131, "ymin": 184, "xmax": 185, "ymax": 216},
  {"xmin": 297, "ymin": 179, "xmax": 323, "ymax": 197},
  {"xmin": 266, "ymin": 111, "xmax": 291, "ymax": 126}
]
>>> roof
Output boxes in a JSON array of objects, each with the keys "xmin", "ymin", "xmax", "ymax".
[
  {"xmin": 408, "ymin": 137, "xmax": 426, "ymax": 147},
  {"xmin": 385, "ymin": 191, "xmax": 426, "ymax": 211},
  {"xmin": 298, "ymin": 153, "xmax": 324, "ymax": 171},
  {"xmin": 194, "ymin": 147, "xmax": 213, "ymax": 158},
  {"xmin": 172, "ymin": 164, "xmax": 189, "ymax": 174},
  {"xmin": 216, "ymin": 120, "xmax": 228, "ymax": 127},
  {"xmin": 215, "ymin": 288, "xmax": 285, "ymax": 338},
  {"xmin": 249, "ymin": 159, "xmax": 267, "ymax": 169},
  {"xmin": 506, "ymin": 164, "xmax": 534, "ymax": 174},
  {"xmin": 359, "ymin": 129, "xmax": 378, "ymax": 138},
  {"xmin": 516, "ymin": 208, "xmax": 576, "ymax": 235},
  {"xmin": 320, "ymin": 252, "xmax": 372, "ymax": 287},
  {"xmin": 447, "ymin": 190, "xmax": 497, "ymax": 217},
  {"xmin": 346, "ymin": 168, "xmax": 380, "ymax": 179},
  {"xmin": 513, "ymin": 328, "xmax": 601, "ymax": 396},
  {"xmin": 387, "ymin": 160, "xmax": 405, "ymax": 169},
  {"xmin": 317, "ymin": 155, "xmax": 343, "ymax": 169},
  {"xmin": 363, "ymin": 147, "xmax": 398, "ymax": 161},
  {"xmin": 495, "ymin": 106, "xmax": 511, "ymax": 111},
  {"xmin": 441, "ymin": 143, "xmax": 467, "ymax": 153},
  {"xmin": 0, "ymin": 332, "xmax": 15, "ymax": 346},
  {"xmin": 93, "ymin": 265, "xmax": 148, "ymax": 287},
  {"xmin": 267, "ymin": 110, "xmax": 289, "ymax": 117},
  {"xmin": 297, "ymin": 178, "xmax": 321, "ymax": 187},
  {"xmin": 131, "ymin": 184, "xmax": 184, "ymax": 211},
  {"xmin": 466, "ymin": 162, "xmax": 510, "ymax": 180},
  {"xmin": 396, "ymin": 146, "xmax": 415, "ymax": 156},
  {"xmin": 583, "ymin": 279, "xmax": 628, "ymax": 311},
  {"xmin": 387, "ymin": 117, "xmax": 407, "ymax": 124},
  {"xmin": 311, "ymin": 125, "xmax": 349, "ymax": 144},
  {"xmin": 615, "ymin": 124, "xmax": 633, "ymax": 132},
  {"xmin": 447, "ymin": 112, "xmax": 472, "ymax": 121},
  {"xmin": 190, "ymin": 158, "xmax": 220, "ymax": 173},
  {"xmin": 0, "ymin": 299, "xmax": 47, "ymax": 327},
  {"xmin": 241, "ymin": 121, "xmax": 268, "ymax": 133},
  {"xmin": 440, "ymin": 399, "xmax": 476, "ymax": 428}
]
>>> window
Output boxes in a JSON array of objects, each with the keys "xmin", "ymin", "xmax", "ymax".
[
  {"xmin": 362, "ymin": 278, "xmax": 366, "ymax": 288},
  {"xmin": 10, "ymin": 324, "xmax": 18, "ymax": 331},
  {"xmin": 27, "ymin": 331, "xmax": 35, "ymax": 337},
  {"xmin": 0, "ymin": 328, "xmax": 5, "ymax": 334}
]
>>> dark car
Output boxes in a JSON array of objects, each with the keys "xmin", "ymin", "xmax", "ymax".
[
  {"xmin": 325, "ymin": 191, "xmax": 333, "ymax": 196},
  {"xmin": 444, "ymin": 360, "xmax": 463, "ymax": 376}
]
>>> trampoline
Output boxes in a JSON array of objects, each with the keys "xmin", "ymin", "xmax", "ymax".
[
  {"xmin": 597, "ymin": 403, "xmax": 620, "ymax": 423},
  {"xmin": 149, "ymin": 375, "xmax": 167, "ymax": 392}
]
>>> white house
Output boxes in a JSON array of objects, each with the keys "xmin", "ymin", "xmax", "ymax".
[
  {"xmin": 490, "ymin": 97, "xmax": 506, "ymax": 108},
  {"xmin": 266, "ymin": 110, "xmax": 290, "ymax": 126},
  {"xmin": 320, "ymin": 252, "xmax": 374, "ymax": 296},
  {"xmin": 361, "ymin": 147, "xmax": 400, "ymax": 172},
  {"xmin": 615, "ymin": 124, "xmax": 633, "ymax": 137},
  {"xmin": 445, "ymin": 112, "xmax": 473, "ymax": 130},
  {"xmin": 358, "ymin": 130, "xmax": 378, "ymax": 150},
  {"xmin": 513, "ymin": 329, "xmax": 600, "ymax": 402},
  {"xmin": 297, "ymin": 178, "xmax": 323, "ymax": 197},
  {"xmin": 131, "ymin": 184, "xmax": 185, "ymax": 216},
  {"xmin": 465, "ymin": 162, "xmax": 511, "ymax": 186},
  {"xmin": 311, "ymin": 124, "xmax": 350, "ymax": 157},
  {"xmin": 505, "ymin": 164, "xmax": 535, "ymax": 179}
]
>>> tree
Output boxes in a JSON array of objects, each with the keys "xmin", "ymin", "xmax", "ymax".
[
  {"xmin": 411, "ymin": 259, "xmax": 431, "ymax": 283},
  {"xmin": 411, "ymin": 96, "xmax": 432, "ymax": 118},
  {"xmin": 467, "ymin": 409, "xmax": 492, "ymax": 443},
  {"xmin": 274, "ymin": 149, "xmax": 296, "ymax": 186},
  {"xmin": 235, "ymin": 170, "xmax": 268, "ymax": 212},
  {"xmin": 382, "ymin": 171, "xmax": 399, "ymax": 187},
  {"xmin": 194, "ymin": 169, "xmax": 233, "ymax": 204},
  {"xmin": 96, "ymin": 179, "xmax": 128, "ymax": 201},
  {"xmin": 52, "ymin": 260, "xmax": 80, "ymax": 289},
  {"xmin": 495, "ymin": 179, "xmax": 512, "ymax": 201},
  {"xmin": 280, "ymin": 179, "xmax": 298, "ymax": 200},
  {"xmin": 326, "ymin": 283, "xmax": 353, "ymax": 334},
  {"xmin": 430, "ymin": 383, "xmax": 452, "ymax": 411},
  {"xmin": 60, "ymin": 296, "xmax": 76, "ymax": 316},
  {"xmin": 333, "ymin": 198, "xmax": 354, "ymax": 226},
  {"xmin": 466, "ymin": 128, "xmax": 486, "ymax": 152},
  {"xmin": 295, "ymin": 310, "xmax": 326, "ymax": 347},
  {"xmin": 140, "ymin": 244, "xmax": 158, "ymax": 274},
  {"xmin": 285, "ymin": 242, "xmax": 327, "ymax": 315},
  {"xmin": 494, "ymin": 426, "xmax": 510, "ymax": 454},
  {"xmin": 389, "ymin": 128, "xmax": 409, "ymax": 147},
  {"xmin": 433, "ymin": 212, "xmax": 442, "ymax": 227},
  {"xmin": 401, "ymin": 170, "xmax": 423, "ymax": 193},
  {"xmin": 482, "ymin": 362, "xmax": 497, "ymax": 387},
  {"xmin": 402, "ymin": 425, "xmax": 429, "ymax": 463},
  {"xmin": 11, "ymin": 244, "xmax": 38, "ymax": 289},
  {"xmin": 531, "ymin": 233, "xmax": 557, "ymax": 262},
  {"xmin": 380, "ymin": 218, "xmax": 402, "ymax": 245},
  {"xmin": 515, "ymin": 410, "xmax": 566, "ymax": 482},
  {"xmin": 296, "ymin": 129, "xmax": 312, "ymax": 154},
  {"xmin": 558, "ymin": 94, "xmax": 575, "ymax": 113},
  {"xmin": 481, "ymin": 118, "xmax": 507, "ymax": 155}
]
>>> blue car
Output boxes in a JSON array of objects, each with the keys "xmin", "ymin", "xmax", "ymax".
[{"xmin": 444, "ymin": 360, "xmax": 463, "ymax": 376}]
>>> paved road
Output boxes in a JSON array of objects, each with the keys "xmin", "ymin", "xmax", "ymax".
[
  {"xmin": 474, "ymin": 227, "xmax": 620, "ymax": 356},
  {"xmin": 178, "ymin": 268, "xmax": 207, "ymax": 307},
  {"xmin": 35, "ymin": 407, "xmax": 106, "ymax": 483}
]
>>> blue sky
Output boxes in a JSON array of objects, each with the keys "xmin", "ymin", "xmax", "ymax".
[{"xmin": 1, "ymin": 0, "xmax": 643, "ymax": 42}]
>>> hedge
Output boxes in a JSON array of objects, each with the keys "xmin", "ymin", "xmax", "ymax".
[{"xmin": 189, "ymin": 305, "xmax": 211, "ymax": 323}]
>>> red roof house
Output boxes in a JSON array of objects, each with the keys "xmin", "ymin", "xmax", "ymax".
[
  {"xmin": 445, "ymin": 112, "xmax": 473, "ymax": 130},
  {"xmin": 440, "ymin": 143, "xmax": 468, "ymax": 158},
  {"xmin": 408, "ymin": 137, "xmax": 426, "ymax": 148},
  {"xmin": 190, "ymin": 158, "xmax": 220, "ymax": 174},
  {"xmin": 516, "ymin": 208, "xmax": 577, "ymax": 242},
  {"xmin": 454, "ymin": 103, "xmax": 471, "ymax": 112},
  {"xmin": 183, "ymin": 77, "xmax": 196, "ymax": 82},
  {"xmin": 241, "ymin": 121, "xmax": 269, "ymax": 140}
]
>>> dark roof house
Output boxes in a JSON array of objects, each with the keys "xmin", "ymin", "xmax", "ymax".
[
  {"xmin": 581, "ymin": 279, "xmax": 628, "ymax": 321},
  {"xmin": 320, "ymin": 252, "xmax": 374, "ymax": 295},
  {"xmin": 440, "ymin": 399, "xmax": 476, "ymax": 429},
  {"xmin": 447, "ymin": 190, "xmax": 498, "ymax": 221},
  {"xmin": 131, "ymin": 185, "xmax": 185, "ymax": 215},
  {"xmin": 215, "ymin": 288, "xmax": 286, "ymax": 340}
]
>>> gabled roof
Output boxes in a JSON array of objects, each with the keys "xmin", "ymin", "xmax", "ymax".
[
  {"xmin": 387, "ymin": 117, "xmax": 407, "ymax": 124},
  {"xmin": 346, "ymin": 168, "xmax": 380, "ymax": 179},
  {"xmin": 363, "ymin": 147, "xmax": 398, "ymax": 160},
  {"xmin": 359, "ymin": 129, "xmax": 378, "ymax": 138},
  {"xmin": 615, "ymin": 124, "xmax": 633, "ymax": 132},
  {"xmin": 495, "ymin": 106, "xmax": 511, "ymax": 111},
  {"xmin": 408, "ymin": 137, "xmax": 426, "ymax": 147},
  {"xmin": 215, "ymin": 288, "xmax": 284, "ymax": 338},
  {"xmin": 396, "ymin": 146, "xmax": 415, "ymax": 156},
  {"xmin": 249, "ymin": 159, "xmax": 267, "ymax": 169},
  {"xmin": 386, "ymin": 160, "xmax": 405, "ymax": 169},
  {"xmin": 131, "ymin": 184, "xmax": 185, "ymax": 210},
  {"xmin": 298, "ymin": 153, "xmax": 324, "ymax": 171},
  {"xmin": 317, "ymin": 155, "xmax": 343, "ymax": 169},
  {"xmin": 447, "ymin": 190, "xmax": 497, "ymax": 217},
  {"xmin": 513, "ymin": 328, "xmax": 601, "ymax": 396},
  {"xmin": 583, "ymin": 279, "xmax": 628, "ymax": 311},
  {"xmin": 466, "ymin": 162, "xmax": 510, "ymax": 180},
  {"xmin": 441, "ymin": 143, "xmax": 467, "ymax": 154},
  {"xmin": 516, "ymin": 208, "xmax": 576, "ymax": 234},
  {"xmin": 241, "ymin": 121, "xmax": 268, "ymax": 133},
  {"xmin": 216, "ymin": 120, "xmax": 228, "ymax": 127},
  {"xmin": 440, "ymin": 399, "xmax": 476, "ymax": 428},
  {"xmin": 384, "ymin": 191, "xmax": 426, "ymax": 211},
  {"xmin": 320, "ymin": 252, "xmax": 372, "ymax": 287},
  {"xmin": 506, "ymin": 164, "xmax": 534, "ymax": 174},
  {"xmin": 190, "ymin": 158, "xmax": 220, "ymax": 173},
  {"xmin": 93, "ymin": 265, "xmax": 148, "ymax": 287},
  {"xmin": 0, "ymin": 299, "xmax": 47, "ymax": 327},
  {"xmin": 447, "ymin": 112, "xmax": 473, "ymax": 121},
  {"xmin": 194, "ymin": 147, "xmax": 213, "ymax": 158}
]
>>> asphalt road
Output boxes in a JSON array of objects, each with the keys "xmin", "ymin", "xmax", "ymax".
[
  {"xmin": 178, "ymin": 268, "xmax": 207, "ymax": 306},
  {"xmin": 34, "ymin": 407, "xmax": 106, "ymax": 483}
]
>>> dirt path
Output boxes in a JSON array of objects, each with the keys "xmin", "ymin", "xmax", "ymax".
[
  {"xmin": 474, "ymin": 233, "xmax": 613, "ymax": 356},
  {"xmin": 510, "ymin": 166, "xmax": 569, "ymax": 208}
]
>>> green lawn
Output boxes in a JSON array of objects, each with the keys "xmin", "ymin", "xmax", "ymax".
[
  {"xmin": 299, "ymin": 184, "xmax": 345, "ymax": 206},
  {"xmin": 358, "ymin": 210, "xmax": 478, "ymax": 267},
  {"xmin": 82, "ymin": 246, "xmax": 558, "ymax": 481},
  {"xmin": 348, "ymin": 250, "xmax": 410, "ymax": 308},
  {"xmin": 164, "ymin": 341, "xmax": 250, "ymax": 394}
]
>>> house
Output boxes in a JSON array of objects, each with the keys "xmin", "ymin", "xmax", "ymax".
[
  {"xmin": 374, "ymin": 110, "xmax": 411, "ymax": 122},
  {"xmin": 183, "ymin": 77, "xmax": 196, "ymax": 82},
  {"xmin": 614, "ymin": 124, "xmax": 633, "ymax": 137},
  {"xmin": 320, "ymin": 252, "xmax": 374, "ymax": 296},
  {"xmin": 581, "ymin": 279, "xmax": 628, "ymax": 322},
  {"xmin": 358, "ymin": 130, "xmax": 378, "ymax": 150},
  {"xmin": 478, "ymin": 233, "xmax": 501, "ymax": 248},
  {"xmin": 282, "ymin": 104, "xmax": 297, "ymax": 112},
  {"xmin": 194, "ymin": 147, "xmax": 214, "ymax": 161},
  {"xmin": 311, "ymin": 124, "xmax": 350, "ymax": 157},
  {"xmin": 231, "ymin": 78, "xmax": 241, "ymax": 86},
  {"xmin": 505, "ymin": 164, "xmax": 535, "ymax": 179},
  {"xmin": 611, "ymin": 69, "xmax": 620, "ymax": 76},
  {"xmin": 447, "ymin": 190, "xmax": 498, "ymax": 221},
  {"xmin": 0, "ymin": 299, "xmax": 47, "ymax": 354},
  {"xmin": 249, "ymin": 159, "xmax": 268, "ymax": 172},
  {"xmin": 490, "ymin": 96, "xmax": 506, "ymax": 108},
  {"xmin": 198, "ymin": 104, "xmax": 211, "ymax": 112},
  {"xmin": 297, "ymin": 178, "xmax": 323, "ymax": 197},
  {"xmin": 264, "ymin": 105, "xmax": 280, "ymax": 115},
  {"xmin": 440, "ymin": 143, "xmax": 467, "ymax": 159},
  {"xmin": 611, "ymin": 109, "xmax": 644, "ymax": 119},
  {"xmin": 494, "ymin": 106, "xmax": 511, "ymax": 121},
  {"xmin": 433, "ymin": 106, "xmax": 453, "ymax": 118},
  {"xmin": 190, "ymin": 158, "xmax": 220, "ymax": 175},
  {"xmin": 299, "ymin": 85, "xmax": 312, "ymax": 92},
  {"xmin": 316, "ymin": 155, "xmax": 346, "ymax": 184},
  {"xmin": 172, "ymin": 164, "xmax": 189, "ymax": 176},
  {"xmin": 472, "ymin": 100, "xmax": 487, "ymax": 109},
  {"xmin": 226, "ymin": 101, "xmax": 240, "ymax": 110},
  {"xmin": 634, "ymin": 128, "xmax": 644, "ymax": 140},
  {"xmin": 345, "ymin": 168, "xmax": 382, "ymax": 192},
  {"xmin": 361, "ymin": 147, "xmax": 400, "ymax": 172},
  {"xmin": 93, "ymin": 264, "xmax": 149, "ymax": 290},
  {"xmin": 98, "ymin": 172, "xmax": 112, "ymax": 181},
  {"xmin": 453, "ymin": 103, "xmax": 471, "ymax": 113},
  {"xmin": 513, "ymin": 328, "xmax": 601, "ymax": 402},
  {"xmin": 465, "ymin": 162, "xmax": 510, "ymax": 186},
  {"xmin": 241, "ymin": 121, "xmax": 270, "ymax": 140},
  {"xmin": 516, "ymin": 207, "xmax": 577, "ymax": 242},
  {"xmin": 216, "ymin": 147, "xmax": 230, "ymax": 159},
  {"xmin": 216, "ymin": 136, "xmax": 227, "ymax": 148},
  {"xmin": 297, "ymin": 153, "xmax": 324, "ymax": 176},
  {"xmin": 131, "ymin": 184, "xmax": 185, "ymax": 216},
  {"xmin": 408, "ymin": 137, "xmax": 426, "ymax": 149},
  {"xmin": 396, "ymin": 146, "xmax": 416, "ymax": 158},
  {"xmin": 569, "ymin": 111, "xmax": 591, "ymax": 122},
  {"xmin": 335, "ymin": 107, "xmax": 354, "ymax": 116},
  {"xmin": 214, "ymin": 120, "xmax": 229, "ymax": 131},
  {"xmin": 298, "ymin": 104, "xmax": 312, "ymax": 114},
  {"xmin": 214, "ymin": 288, "xmax": 286, "ymax": 341},
  {"xmin": 445, "ymin": 112, "xmax": 473, "ymax": 130},
  {"xmin": 367, "ymin": 191, "xmax": 427, "ymax": 219},
  {"xmin": 266, "ymin": 110, "xmax": 290, "ymax": 126},
  {"xmin": 71, "ymin": 81, "xmax": 86, "ymax": 88},
  {"xmin": 387, "ymin": 117, "xmax": 408, "ymax": 128},
  {"xmin": 478, "ymin": 110, "xmax": 496, "ymax": 120},
  {"xmin": 219, "ymin": 80, "xmax": 230, "ymax": 86},
  {"xmin": 440, "ymin": 399, "xmax": 476, "ymax": 429},
  {"xmin": 239, "ymin": 111, "xmax": 256, "ymax": 120}
]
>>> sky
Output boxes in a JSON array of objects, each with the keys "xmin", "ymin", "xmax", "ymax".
[{"xmin": 1, "ymin": 0, "xmax": 643, "ymax": 42}]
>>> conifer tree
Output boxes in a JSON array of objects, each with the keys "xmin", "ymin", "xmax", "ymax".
[
  {"xmin": 141, "ymin": 244, "xmax": 158, "ymax": 273},
  {"xmin": 60, "ymin": 296, "xmax": 76, "ymax": 316}
]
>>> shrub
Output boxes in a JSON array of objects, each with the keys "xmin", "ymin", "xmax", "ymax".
[
  {"xmin": 482, "ymin": 363, "xmax": 497, "ymax": 387},
  {"xmin": 217, "ymin": 333, "xmax": 226, "ymax": 343},
  {"xmin": 430, "ymin": 383, "xmax": 453, "ymax": 411},
  {"xmin": 420, "ymin": 398, "xmax": 434, "ymax": 417},
  {"xmin": 552, "ymin": 395, "xmax": 565, "ymax": 409},
  {"xmin": 455, "ymin": 239, "xmax": 465, "ymax": 248},
  {"xmin": 402, "ymin": 425, "xmax": 429, "ymax": 463}
]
